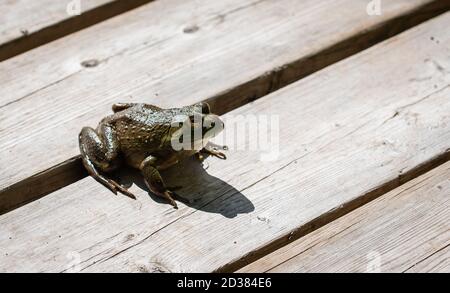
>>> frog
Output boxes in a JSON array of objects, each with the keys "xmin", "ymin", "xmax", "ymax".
[{"xmin": 78, "ymin": 102, "xmax": 226, "ymax": 209}]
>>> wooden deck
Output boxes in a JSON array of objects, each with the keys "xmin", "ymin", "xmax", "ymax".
[{"xmin": 0, "ymin": 0, "xmax": 449, "ymax": 273}]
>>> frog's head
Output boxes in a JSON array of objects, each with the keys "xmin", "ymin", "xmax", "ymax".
[{"xmin": 170, "ymin": 103, "xmax": 224, "ymax": 151}]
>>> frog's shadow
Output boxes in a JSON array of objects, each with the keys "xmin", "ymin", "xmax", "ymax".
[{"xmin": 115, "ymin": 155, "xmax": 254, "ymax": 218}]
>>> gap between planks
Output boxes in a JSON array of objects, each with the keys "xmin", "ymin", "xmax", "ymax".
[
  {"xmin": 0, "ymin": 0, "xmax": 449, "ymax": 215},
  {"xmin": 0, "ymin": 0, "xmax": 155, "ymax": 62}
]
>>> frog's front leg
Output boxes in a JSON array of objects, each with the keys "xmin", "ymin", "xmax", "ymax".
[
  {"xmin": 199, "ymin": 146, "xmax": 227, "ymax": 160},
  {"xmin": 79, "ymin": 124, "xmax": 136, "ymax": 199},
  {"xmin": 140, "ymin": 155, "xmax": 180, "ymax": 209}
]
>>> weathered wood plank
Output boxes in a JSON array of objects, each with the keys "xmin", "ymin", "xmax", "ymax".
[
  {"xmin": 405, "ymin": 244, "xmax": 449, "ymax": 273},
  {"xmin": 0, "ymin": 0, "xmax": 155, "ymax": 61},
  {"xmin": 1, "ymin": 0, "xmax": 449, "ymax": 213},
  {"xmin": 240, "ymin": 161, "xmax": 450, "ymax": 273},
  {"xmin": 1, "ymin": 13, "xmax": 450, "ymax": 272}
]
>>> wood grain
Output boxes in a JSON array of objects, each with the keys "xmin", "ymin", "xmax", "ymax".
[
  {"xmin": 239, "ymin": 161, "xmax": 450, "ymax": 273},
  {"xmin": 0, "ymin": 0, "xmax": 155, "ymax": 61},
  {"xmin": 1, "ymin": 12, "xmax": 450, "ymax": 272},
  {"xmin": 1, "ymin": 0, "xmax": 449, "ymax": 213},
  {"xmin": 405, "ymin": 243, "xmax": 449, "ymax": 273}
]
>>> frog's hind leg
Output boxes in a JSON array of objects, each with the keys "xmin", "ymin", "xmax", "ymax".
[
  {"xmin": 79, "ymin": 125, "xmax": 136, "ymax": 199},
  {"xmin": 140, "ymin": 155, "xmax": 180, "ymax": 209}
]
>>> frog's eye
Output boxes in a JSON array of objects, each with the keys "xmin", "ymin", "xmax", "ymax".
[
  {"xmin": 195, "ymin": 102, "xmax": 210, "ymax": 114},
  {"xmin": 201, "ymin": 102, "xmax": 211, "ymax": 114}
]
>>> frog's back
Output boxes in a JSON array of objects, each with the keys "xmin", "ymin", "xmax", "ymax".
[{"xmin": 106, "ymin": 104, "xmax": 173, "ymax": 154}]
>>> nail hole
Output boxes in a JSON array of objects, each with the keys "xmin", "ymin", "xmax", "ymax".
[
  {"xmin": 20, "ymin": 28, "xmax": 29, "ymax": 36},
  {"xmin": 183, "ymin": 25, "xmax": 199, "ymax": 34},
  {"xmin": 81, "ymin": 59, "xmax": 100, "ymax": 68}
]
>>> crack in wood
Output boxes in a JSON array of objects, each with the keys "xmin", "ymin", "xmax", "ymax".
[
  {"xmin": 402, "ymin": 242, "xmax": 450, "ymax": 272},
  {"xmin": 0, "ymin": 70, "xmax": 82, "ymax": 109}
]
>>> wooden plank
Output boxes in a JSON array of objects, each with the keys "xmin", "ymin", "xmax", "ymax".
[
  {"xmin": 0, "ymin": 0, "xmax": 155, "ymax": 61},
  {"xmin": 405, "ymin": 244, "xmax": 449, "ymax": 273},
  {"xmin": 1, "ymin": 13, "xmax": 450, "ymax": 272},
  {"xmin": 1, "ymin": 0, "xmax": 449, "ymax": 213},
  {"xmin": 239, "ymin": 162, "xmax": 450, "ymax": 273}
]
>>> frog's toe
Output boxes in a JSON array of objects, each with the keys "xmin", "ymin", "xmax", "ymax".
[
  {"xmin": 99, "ymin": 178, "xmax": 117, "ymax": 195},
  {"xmin": 201, "ymin": 148, "xmax": 227, "ymax": 160},
  {"xmin": 165, "ymin": 191, "xmax": 178, "ymax": 209},
  {"xmin": 118, "ymin": 187, "xmax": 137, "ymax": 200},
  {"xmin": 108, "ymin": 179, "xmax": 136, "ymax": 199},
  {"xmin": 210, "ymin": 150, "xmax": 227, "ymax": 160},
  {"xmin": 214, "ymin": 151, "xmax": 227, "ymax": 160}
]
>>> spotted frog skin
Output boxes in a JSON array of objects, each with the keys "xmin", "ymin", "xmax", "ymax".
[{"xmin": 79, "ymin": 102, "xmax": 225, "ymax": 208}]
